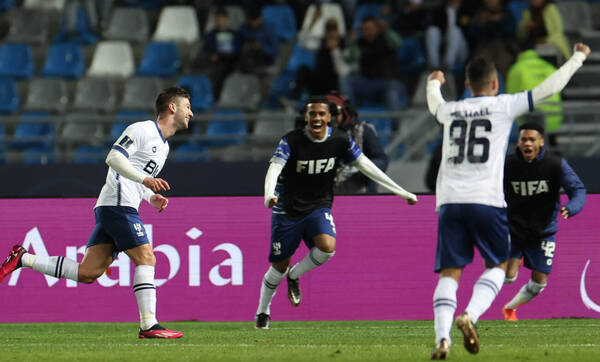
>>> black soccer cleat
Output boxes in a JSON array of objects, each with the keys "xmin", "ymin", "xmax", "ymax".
[
  {"xmin": 255, "ymin": 313, "xmax": 270, "ymax": 329},
  {"xmin": 430, "ymin": 338, "xmax": 450, "ymax": 360},
  {"xmin": 287, "ymin": 274, "xmax": 301, "ymax": 307},
  {"xmin": 455, "ymin": 313, "xmax": 479, "ymax": 354}
]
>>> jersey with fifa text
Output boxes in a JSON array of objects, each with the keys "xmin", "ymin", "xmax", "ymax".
[
  {"xmin": 435, "ymin": 91, "xmax": 533, "ymax": 209},
  {"xmin": 95, "ymin": 120, "xmax": 169, "ymax": 210}
]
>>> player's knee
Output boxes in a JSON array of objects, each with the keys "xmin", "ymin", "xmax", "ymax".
[
  {"xmin": 78, "ymin": 269, "xmax": 104, "ymax": 284},
  {"xmin": 317, "ymin": 244, "xmax": 335, "ymax": 253},
  {"xmin": 131, "ymin": 252, "xmax": 156, "ymax": 267}
]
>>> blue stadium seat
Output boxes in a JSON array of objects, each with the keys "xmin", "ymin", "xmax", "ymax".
[
  {"xmin": 55, "ymin": 5, "xmax": 99, "ymax": 44},
  {"xmin": 358, "ymin": 107, "xmax": 393, "ymax": 148},
  {"xmin": 177, "ymin": 75, "xmax": 214, "ymax": 112},
  {"xmin": 508, "ymin": 1, "xmax": 529, "ymax": 28},
  {"xmin": 0, "ymin": 78, "xmax": 19, "ymax": 114},
  {"xmin": 204, "ymin": 109, "xmax": 247, "ymax": 147},
  {"xmin": 352, "ymin": 3, "xmax": 383, "ymax": 30},
  {"xmin": 0, "ymin": 0, "xmax": 13, "ymax": 11},
  {"xmin": 22, "ymin": 146, "xmax": 57, "ymax": 165},
  {"xmin": 11, "ymin": 113, "xmax": 54, "ymax": 149},
  {"xmin": 397, "ymin": 36, "xmax": 425, "ymax": 73},
  {"xmin": 284, "ymin": 44, "xmax": 316, "ymax": 73},
  {"xmin": 72, "ymin": 145, "xmax": 106, "ymax": 164},
  {"xmin": 263, "ymin": 70, "xmax": 295, "ymax": 108},
  {"xmin": 0, "ymin": 122, "xmax": 5, "ymax": 148},
  {"xmin": 0, "ymin": 43, "xmax": 34, "ymax": 79},
  {"xmin": 40, "ymin": 42, "xmax": 85, "ymax": 79},
  {"xmin": 262, "ymin": 5, "xmax": 297, "ymax": 42},
  {"xmin": 172, "ymin": 143, "xmax": 210, "ymax": 162},
  {"xmin": 137, "ymin": 42, "xmax": 181, "ymax": 77}
]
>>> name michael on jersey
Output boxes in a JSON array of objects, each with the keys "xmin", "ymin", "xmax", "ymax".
[{"xmin": 450, "ymin": 108, "xmax": 491, "ymax": 118}]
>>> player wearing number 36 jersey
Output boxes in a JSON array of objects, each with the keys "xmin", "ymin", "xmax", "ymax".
[{"xmin": 426, "ymin": 43, "xmax": 590, "ymax": 360}]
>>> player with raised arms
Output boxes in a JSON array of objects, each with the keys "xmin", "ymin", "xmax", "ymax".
[
  {"xmin": 254, "ymin": 95, "xmax": 418, "ymax": 329},
  {"xmin": 427, "ymin": 43, "xmax": 590, "ymax": 359},
  {"xmin": 0, "ymin": 86, "xmax": 193, "ymax": 339}
]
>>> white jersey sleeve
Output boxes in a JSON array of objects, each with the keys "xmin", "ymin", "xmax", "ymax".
[
  {"xmin": 435, "ymin": 92, "xmax": 532, "ymax": 209},
  {"xmin": 95, "ymin": 120, "xmax": 169, "ymax": 210}
]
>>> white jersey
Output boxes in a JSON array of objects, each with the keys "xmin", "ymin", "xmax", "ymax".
[
  {"xmin": 95, "ymin": 120, "xmax": 169, "ymax": 210},
  {"xmin": 435, "ymin": 91, "xmax": 532, "ymax": 209}
]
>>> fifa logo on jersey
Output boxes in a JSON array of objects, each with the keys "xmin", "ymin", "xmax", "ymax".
[
  {"xmin": 296, "ymin": 158, "xmax": 335, "ymax": 174},
  {"xmin": 133, "ymin": 223, "xmax": 144, "ymax": 237},
  {"xmin": 511, "ymin": 180, "xmax": 549, "ymax": 196}
]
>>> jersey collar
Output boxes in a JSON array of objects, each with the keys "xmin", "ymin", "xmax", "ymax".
[
  {"xmin": 303, "ymin": 125, "xmax": 332, "ymax": 143},
  {"xmin": 154, "ymin": 120, "xmax": 166, "ymax": 143}
]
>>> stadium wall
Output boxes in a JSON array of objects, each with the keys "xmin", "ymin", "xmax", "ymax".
[{"xmin": 0, "ymin": 195, "xmax": 599, "ymax": 323}]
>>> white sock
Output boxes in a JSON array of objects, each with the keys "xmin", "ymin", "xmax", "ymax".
[
  {"xmin": 505, "ymin": 279, "xmax": 546, "ymax": 310},
  {"xmin": 465, "ymin": 267, "xmax": 505, "ymax": 324},
  {"xmin": 504, "ymin": 273, "xmax": 518, "ymax": 284},
  {"xmin": 256, "ymin": 266, "xmax": 285, "ymax": 315},
  {"xmin": 133, "ymin": 265, "xmax": 158, "ymax": 330},
  {"xmin": 433, "ymin": 277, "xmax": 458, "ymax": 345},
  {"xmin": 26, "ymin": 254, "xmax": 79, "ymax": 281},
  {"xmin": 288, "ymin": 247, "xmax": 335, "ymax": 280}
]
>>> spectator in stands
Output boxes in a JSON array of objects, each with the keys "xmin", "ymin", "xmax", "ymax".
[
  {"xmin": 386, "ymin": 0, "xmax": 430, "ymax": 37},
  {"xmin": 194, "ymin": 7, "xmax": 242, "ymax": 98},
  {"xmin": 517, "ymin": 0, "xmax": 571, "ymax": 61},
  {"xmin": 327, "ymin": 91, "xmax": 389, "ymax": 194},
  {"xmin": 424, "ymin": 0, "xmax": 473, "ymax": 71},
  {"xmin": 465, "ymin": 0, "xmax": 517, "ymax": 77},
  {"xmin": 340, "ymin": 16, "xmax": 407, "ymax": 130},
  {"xmin": 237, "ymin": 5, "xmax": 280, "ymax": 73},
  {"xmin": 506, "ymin": 41, "xmax": 562, "ymax": 132},
  {"xmin": 298, "ymin": 1, "xmax": 345, "ymax": 51}
]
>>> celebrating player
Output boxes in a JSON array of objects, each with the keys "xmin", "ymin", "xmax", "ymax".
[
  {"xmin": 254, "ymin": 96, "xmax": 417, "ymax": 329},
  {"xmin": 0, "ymin": 86, "xmax": 193, "ymax": 339},
  {"xmin": 426, "ymin": 43, "xmax": 590, "ymax": 359},
  {"xmin": 502, "ymin": 122, "xmax": 586, "ymax": 321}
]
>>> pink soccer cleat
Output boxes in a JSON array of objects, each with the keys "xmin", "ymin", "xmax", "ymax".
[
  {"xmin": 503, "ymin": 308, "xmax": 518, "ymax": 322},
  {"xmin": 0, "ymin": 245, "xmax": 26, "ymax": 283},
  {"xmin": 138, "ymin": 324, "xmax": 183, "ymax": 339}
]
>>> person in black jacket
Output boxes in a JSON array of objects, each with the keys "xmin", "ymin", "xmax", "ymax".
[
  {"xmin": 501, "ymin": 122, "xmax": 586, "ymax": 321},
  {"xmin": 326, "ymin": 91, "xmax": 389, "ymax": 194}
]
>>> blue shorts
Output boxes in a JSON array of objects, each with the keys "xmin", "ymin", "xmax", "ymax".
[
  {"xmin": 509, "ymin": 234, "xmax": 556, "ymax": 274},
  {"xmin": 87, "ymin": 206, "xmax": 150, "ymax": 260},
  {"xmin": 269, "ymin": 207, "xmax": 336, "ymax": 262},
  {"xmin": 435, "ymin": 204, "xmax": 510, "ymax": 272}
]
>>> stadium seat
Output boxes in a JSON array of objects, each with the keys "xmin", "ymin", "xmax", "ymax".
[
  {"xmin": 108, "ymin": 110, "xmax": 150, "ymax": 145},
  {"xmin": 216, "ymin": 73, "xmax": 262, "ymax": 110},
  {"xmin": 0, "ymin": 78, "xmax": 19, "ymax": 114},
  {"xmin": 0, "ymin": 43, "xmax": 34, "ymax": 79},
  {"xmin": 72, "ymin": 77, "xmax": 118, "ymax": 113},
  {"xmin": 103, "ymin": 7, "xmax": 149, "ymax": 43},
  {"xmin": 397, "ymin": 36, "xmax": 425, "ymax": 74},
  {"xmin": 411, "ymin": 71, "xmax": 457, "ymax": 106},
  {"xmin": 357, "ymin": 106, "xmax": 393, "ymax": 148},
  {"xmin": 40, "ymin": 42, "xmax": 85, "ymax": 79},
  {"xmin": 4, "ymin": 8, "xmax": 51, "ymax": 44},
  {"xmin": 0, "ymin": 122, "xmax": 5, "ymax": 150},
  {"xmin": 300, "ymin": 3, "xmax": 347, "ymax": 37},
  {"xmin": 171, "ymin": 143, "xmax": 210, "ymax": 162},
  {"xmin": 22, "ymin": 146, "xmax": 57, "ymax": 165},
  {"xmin": 153, "ymin": 6, "xmax": 200, "ymax": 43},
  {"xmin": 121, "ymin": 0, "xmax": 166, "ymax": 9},
  {"xmin": 54, "ymin": 2, "xmax": 99, "ymax": 44},
  {"xmin": 23, "ymin": 0, "xmax": 65, "ymax": 11},
  {"xmin": 23, "ymin": 78, "xmax": 69, "ymax": 113},
  {"xmin": 87, "ymin": 41, "xmax": 135, "ymax": 78},
  {"xmin": 352, "ymin": 3, "xmax": 383, "ymax": 31},
  {"xmin": 0, "ymin": 0, "xmax": 13, "ymax": 11},
  {"xmin": 60, "ymin": 112, "xmax": 105, "ymax": 146},
  {"xmin": 253, "ymin": 110, "xmax": 295, "ymax": 141},
  {"xmin": 204, "ymin": 5, "xmax": 245, "ymax": 32},
  {"xmin": 507, "ymin": 0, "xmax": 528, "ymax": 28},
  {"xmin": 262, "ymin": 70, "xmax": 296, "ymax": 108},
  {"xmin": 121, "ymin": 77, "xmax": 164, "ymax": 112},
  {"xmin": 204, "ymin": 109, "xmax": 248, "ymax": 147},
  {"xmin": 262, "ymin": 5, "xmax": 297, "ymax": 42},
  {"xmin": 284, "ymin": 44, "xmax": 316, "ymax": 73},
  {"xmin": 176, "ymin": 75, "xmax": 214, "ymax": 112},
  {"xmin": 137, "ymin": 42, "xmax": 181, "ymax": 77},
  {"xmin": 71, "ymin": 145, "xmax": 106, "ymax": 163},
  {"xmin": 556, "ymin": 1, "xmax": 592, "ymax": 36},
  {"xmin": 11, "ymin": 112, "xmax": 54, "ymax": 149}
]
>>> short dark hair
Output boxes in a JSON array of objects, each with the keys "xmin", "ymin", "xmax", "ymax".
[
  {"xmin": 466, "ymin": 56, "xmax": 497, "ymax": 93},
  {"xmin": 303, "ymin": 95, "xmax": 338, "ymax": 117},
  {"xmin": 155, "ymin": 86, "xmax": 190, "ymax": 115},
  {"xmin": 215, "ymin": 6, "xmax": 228, "ymax": 17},
  {"xmin": 519, "ymin": 122, "xmax": 545, "ymax": 135}
]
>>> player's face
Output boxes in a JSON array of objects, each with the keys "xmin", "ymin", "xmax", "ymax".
[
  {"xmin": 517, "ymin": 129, "xmax": 544, "ymax": 161},
  {"xmin": 173, "ymin": 97, "xmax": 193, "ymax": 131},
  {"xmin": 304, "ymin": 103, "xmax": 332, "ymax": 140}
]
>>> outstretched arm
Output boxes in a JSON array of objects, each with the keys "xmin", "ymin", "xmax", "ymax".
[
  {"xmin": 531, "ymin": 43, "xmax": 590, "ymax": 105},
  {"xmin": 105, "ymin": 149, "xmax": 170, "ymax": 192},
  {"xmin": 560, "ymin": 159, "xmax": 586, "ymax": 219},
  {"xmin": 426, "ymin": 70, "xmax": 447, "ymax": 116},
  {"xmin": 264, "ymin": 161, "xmax": 284, "ymax": 208},
  {"xmin": 351, "ymin": 154, "xmax": 417, "ymax": 204}
]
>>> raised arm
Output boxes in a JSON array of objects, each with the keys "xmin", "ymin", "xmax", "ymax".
[
  {"xmin": 531, "ymin": 43, "xmax": 590, "ymax": 105},
  {"xmin": 351, "ymin": 154, "xmax": 417, "ymax": 204},
  {"xmin": 426, "ymin": 70, "xmax": 447, "ymax": 116}
]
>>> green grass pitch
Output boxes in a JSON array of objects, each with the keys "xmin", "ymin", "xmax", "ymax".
[{"xmin": 0, "ymin": 319, "xmax": 599, "ymax": 361}]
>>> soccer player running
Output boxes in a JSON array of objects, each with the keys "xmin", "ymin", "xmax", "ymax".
[
  {"xmin": 0, "ymin": 86, "xmax": 193, "ymax": 339},
  {"xmin": 254, "ymin": 96, "xmax": 418, "ymax": 329},
  {"xmin": 426, "ymin": 43, "xmax": 590, "ymax": 359},
  {"xmin": 502, "ymin": 122, "xmax": 586, "ymax": 321}
]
